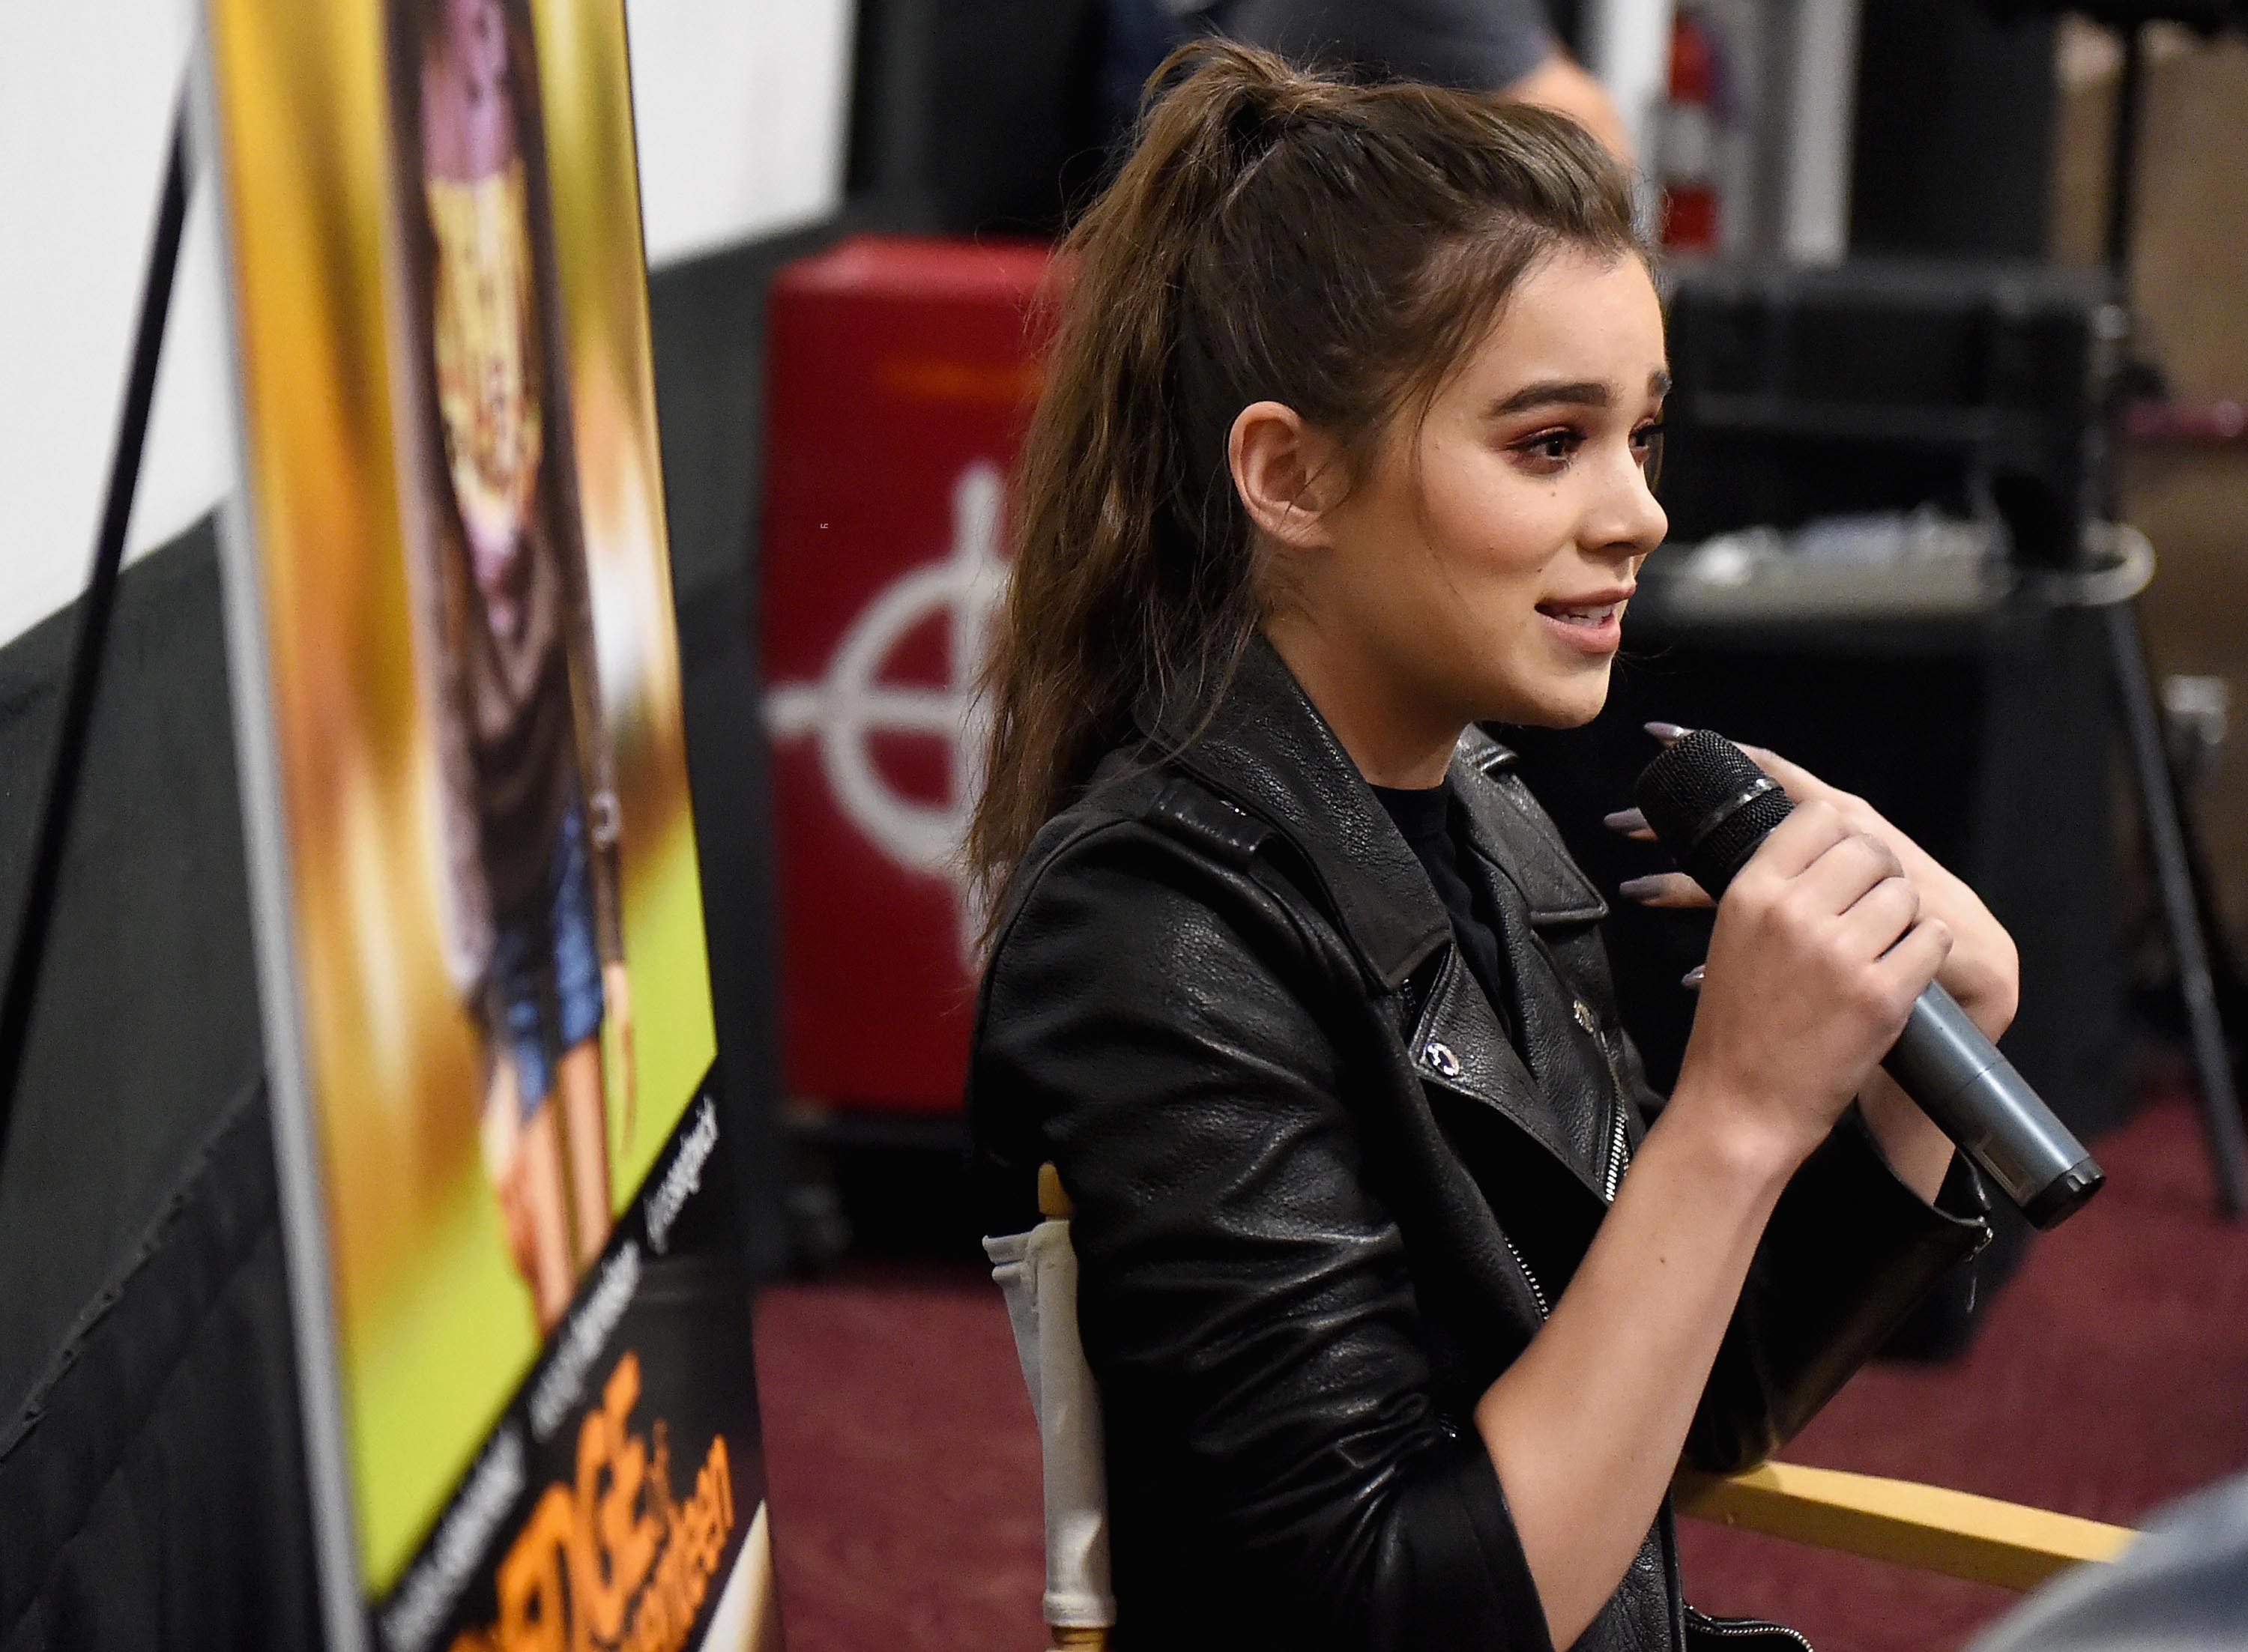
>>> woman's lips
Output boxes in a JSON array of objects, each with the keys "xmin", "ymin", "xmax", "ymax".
[{"xmin": 1535, "ymin": 597, "xmax": 1626, "ymax": 652}]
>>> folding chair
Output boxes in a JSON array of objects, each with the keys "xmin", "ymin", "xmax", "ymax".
[{"xmin": 988, "ymin": 1166, "xmax": 2136, "ymax": 1652}]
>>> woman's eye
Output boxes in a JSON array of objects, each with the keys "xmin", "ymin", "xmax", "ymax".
[
  {"xmin": 1633, "ymin": 420, "xmax": 1667, "ymax": 487},
  {"xmin": 1517, "ymin": 429, "xmax": 1582, "ymax": 465}
]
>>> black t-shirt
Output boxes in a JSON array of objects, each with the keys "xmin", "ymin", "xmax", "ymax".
[{"xmin": 1371, "ymin": 781, "xmax": 1520, "ymax": 1051}]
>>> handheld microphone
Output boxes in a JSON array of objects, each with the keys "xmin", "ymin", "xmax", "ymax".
[{"xmin": 1635, "ymin": 731, "xmax": 2104, "ymax": 1229}]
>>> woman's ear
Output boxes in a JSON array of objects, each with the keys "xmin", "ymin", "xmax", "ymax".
[{"xmin": 1228, "ymin": 401, "xmax": 1344, "ymax": 552}]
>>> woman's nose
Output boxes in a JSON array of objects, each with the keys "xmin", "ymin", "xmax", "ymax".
[{"xmin": 1590, "ymin": 453, "xmax": 1667, "ymax": 560}]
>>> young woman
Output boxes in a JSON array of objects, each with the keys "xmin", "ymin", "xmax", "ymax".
[{"xmin": 967, "ymin": 42, "xmax": 2012, "ymax": 1652}]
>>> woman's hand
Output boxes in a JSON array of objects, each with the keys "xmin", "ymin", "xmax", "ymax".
[
  {"xmin": 1610, "ymin": 728, "xmax": 2019, "ymax": 1041},
  {"xmin": 1663, "ymin": 796, "xmax": 1955, "ymax": 1170}
]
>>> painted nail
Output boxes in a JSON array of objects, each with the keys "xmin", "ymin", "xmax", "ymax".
[
  {"xmin": 1603, "ymin": 808, "xmax": 1648, "ymax": 833},
  {"xmin": 1618, "ymin": 875, "xmax": 1670, "ymax": 901},
  {"xmin": 1645, "ymin": 721, "xmax": 1691, "ymax": 743},
  {"xmin": 1680, "ymin": 964, "xmax": 1705, "ymax": 990}
]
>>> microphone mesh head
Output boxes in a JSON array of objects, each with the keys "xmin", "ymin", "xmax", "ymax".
[{"xmin": 1634, "ymin": 731, "xmax": 1795, "ymax": 898}]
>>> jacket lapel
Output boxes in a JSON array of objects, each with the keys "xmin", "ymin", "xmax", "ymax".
[
  {"xmin": 1409, "ymin": 949, "xmax": 1607, "ymax": 1202},
  {"xmin": 1449, "ymin": 728, "xmax": 1609, "ymax": 929},
  {"xmin": 1453, "ymin": 728, "xmax": 1641, "ymax": 1190}
]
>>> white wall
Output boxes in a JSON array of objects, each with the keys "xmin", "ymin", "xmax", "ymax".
[
  {"xmin": 0, "ymin": 0, "xmax": 209, "ymax": 643},
  {"xmin": 628, "ymin": 1, "xmax": 856, "ymax": 267},
  {"xmin": 0, "ymin": 0, "xmax": 855, "ymax": 647}
]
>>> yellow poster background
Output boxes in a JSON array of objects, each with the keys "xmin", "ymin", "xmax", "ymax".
[{"xmin": 204, "ymin": 0, "xmax": 716, "ymax": 1593}]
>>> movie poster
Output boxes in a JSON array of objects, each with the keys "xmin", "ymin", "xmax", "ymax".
[{"xmin": 199, "ymin": 2, "xmax": 781, "ymax": 1648}]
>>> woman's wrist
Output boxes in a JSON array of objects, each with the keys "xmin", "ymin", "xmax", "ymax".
[{"xmin": 1653, "ymin": 1068, "xmax": 1816, "ymax": 1207}]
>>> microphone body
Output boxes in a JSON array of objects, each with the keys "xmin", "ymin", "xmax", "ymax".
[{"xmin": 1636, "ymin": 731, "xmax": 2103, "ymax": 1229}]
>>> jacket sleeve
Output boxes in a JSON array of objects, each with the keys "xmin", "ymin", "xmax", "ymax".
[
  {"xmin": 1643, "ymin": 1011, "xmax": 1994, "ymax": 1472},
  {"xmin": 972, "ymin": 823, "xmax": 1553, "ymax": 1652}
]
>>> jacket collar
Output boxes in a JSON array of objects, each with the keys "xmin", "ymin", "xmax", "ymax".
[
  {"xmin": 1133, "ymin": 634, "xmax": 1605, "ymax": 991},
  {"xmin": 1137, "ymin": 635, "xmax": 1448, "ymax": 990},
  {"xmin": 1449, "ymin": 727, "xmax": 1610, "ymax": 928}
]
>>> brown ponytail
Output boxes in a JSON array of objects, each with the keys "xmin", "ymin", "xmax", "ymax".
[{"xmin": 967, "ymin": 40, "xmax": 1643, "ymax": 938}]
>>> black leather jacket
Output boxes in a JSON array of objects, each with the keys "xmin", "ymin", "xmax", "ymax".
[{"xmin": 970, "ymin": 638, "xmax": 1991, "ymax": 1651}]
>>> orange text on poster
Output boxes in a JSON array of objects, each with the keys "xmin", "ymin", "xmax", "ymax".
[{"xmin": 451, "ymin": 1351, "xmax": 735, "ymax": 1652}]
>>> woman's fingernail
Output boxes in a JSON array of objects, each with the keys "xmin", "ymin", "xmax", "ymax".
[
  {"xmin": 1645, "ymin": 721, "xmax": 1691, "ymax": 743},
  {"xmin": 1680, "ymin": 964, "xmax": 1705, "ymax": 990},
  {"xmin": 1603, "ymin": 808, "xmax": 1648, "ymax": 833},
  {"xmin": 1619, "ymin": 875, "xmax": 1669, "ymax": 901}
]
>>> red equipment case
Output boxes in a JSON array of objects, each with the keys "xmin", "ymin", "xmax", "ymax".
[{"xmin": 760, "ymin": 235, "xmax": 1051, "ymax": 1118}]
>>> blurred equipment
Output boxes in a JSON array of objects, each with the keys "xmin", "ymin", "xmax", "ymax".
[
  {"xmin": 760, "ymin": 236, "xmax": 1048, "ymax": 1165},
  {"xmin": 847, "ymin": 0, "xmax": 1108, "ymax": 235},
  {"xmin": 1629, "ymin": 255, "xmax": 2247, "ymax": 1219},
  {"xmin": 2162, "ymin": 674, "xmax": 2231, "ymax": 793},
  {"xmin": 1655, "ymin": 510, "xmax": 2007, "ymax": 621},
  {"xmin": 2066, "ymin": 0, "xmax": 2248, "ymax": 1215},
  {"xmin": 1970, "ymin": 0, "xmax": 2248, "ymax": 1214},
  {"xmin": 1655, "ymin": 260, "xmax": 2118, "ymax": 572}
]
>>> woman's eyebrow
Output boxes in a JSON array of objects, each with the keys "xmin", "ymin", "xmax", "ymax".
[
  {"xmin": 1486, "ymin": 379, "xmax": 1612, "ymax": 417},
  {"xmin": 1484, "ymin": 370, "xmax": 1671, "ymax": 419}
]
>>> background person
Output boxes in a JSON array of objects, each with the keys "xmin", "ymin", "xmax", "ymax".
[
  {"xmin": 1970, "ymin": 1468, "xmax": 2248, "ymax": 1652},
  {"xmin": 1105, "ymin": 0, "xmax": 1634, "ymax": 161}
]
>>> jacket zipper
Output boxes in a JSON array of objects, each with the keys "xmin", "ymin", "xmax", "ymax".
[
  {"xmin": 1603, "ymin": 1089, "xmax": 1631, "ymax": 1202},
  {"xmin": 1685, "ymin": 1607, "xmax": 1813, "ymax": 1651},
  {"xmin": 1500, "ymin": 1229, "xmax": 1549, "ymax": 1319},
  {"xmin": 1575, "ymin": 996, "xmax": 1633, "ymax": 1202}
]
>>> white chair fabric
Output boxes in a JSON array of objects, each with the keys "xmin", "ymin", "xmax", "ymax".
[{"xmin": 986, "ymin": 1220, "xmax": 1117, "ymax": 1631}]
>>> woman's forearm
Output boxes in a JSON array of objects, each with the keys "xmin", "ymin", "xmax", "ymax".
[
  {"xmin": 1470, "ymin": 1082, "xmax": 1797, "ymax": 1647},
  {"xmin": 1856, "ymin": 1069, "xmax": 1954, "ymax": 1204}
]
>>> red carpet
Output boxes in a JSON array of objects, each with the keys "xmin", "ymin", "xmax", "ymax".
[{"xmin": 753, "ymin": 1092, "xmax": 2248, "ymax": 1651}]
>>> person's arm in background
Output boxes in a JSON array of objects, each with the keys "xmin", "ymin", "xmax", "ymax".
[{"xmin": 1501, "ymin": 49, "xmax": 1633, "ymax": 164}]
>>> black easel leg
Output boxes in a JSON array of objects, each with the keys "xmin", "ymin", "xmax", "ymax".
[
  {"xmin": 2106, "ymin": 600, "xmax": 2248, "ymax": 1215},
  {"xmin": 0, "ymin": 105, "xmax": 190, "ymax": 1161}
]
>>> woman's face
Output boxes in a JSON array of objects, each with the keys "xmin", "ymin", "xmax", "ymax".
[{"xmin": 1285, "ymin": 247, "xmax": 1669, "ymax": 738}]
